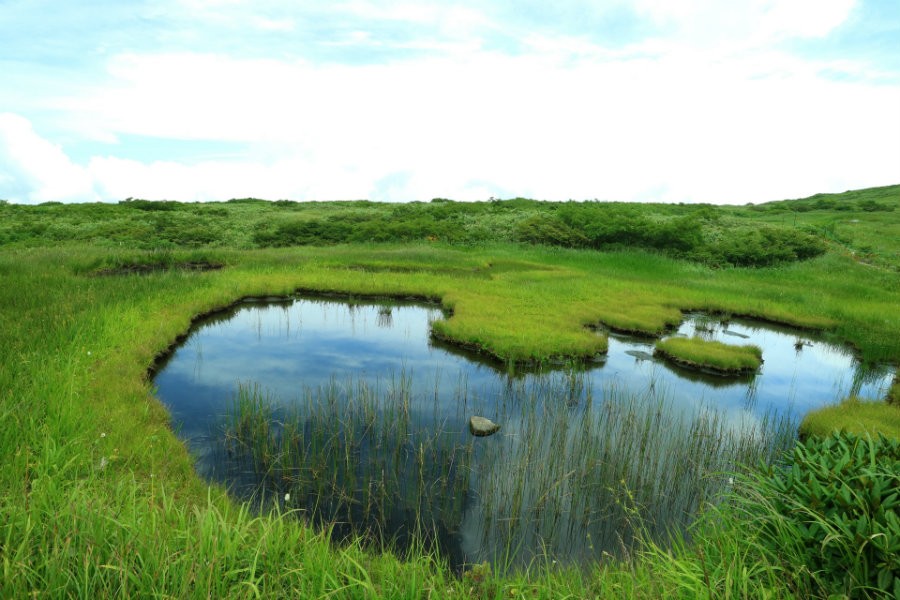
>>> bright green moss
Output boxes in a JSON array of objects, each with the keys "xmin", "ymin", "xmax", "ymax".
[
  {"xmin": 801, "ymin": 396, "xmax": 900, "ymax": 441},
  {"xmin": 654, "ymin": 336, "xmax": 763, "ymax": 374}
]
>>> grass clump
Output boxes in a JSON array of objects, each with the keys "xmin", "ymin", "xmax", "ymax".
[
  {"xmin": 222, "ymin": 378, "xmax": 475, "ymax": 557},
  {"xmin": 888, "ymin": 374, "xmax": 900, "ymax": 405},
  {"xmin": 800, "ymin": 396, "xmax": 900, "ymax": 441},
  {"xmin": 654, "ymin": 336, "xmax": 763, "ymax": 374}
]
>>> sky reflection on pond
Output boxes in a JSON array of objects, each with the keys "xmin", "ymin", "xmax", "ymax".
[
  {"xmin": 152, "ymin": 296, "xmax": 894, "ymax": 568},
  {"xmin": 154, "ymin": 297, "xmax": 892, "ymax": 468}
]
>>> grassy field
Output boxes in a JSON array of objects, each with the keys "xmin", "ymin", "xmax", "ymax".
[
  {"xmin": 1, "ymin": 186, "xmax": 898, "ymax": 597},
  {"xmin": 746, "ymin": 186, "xmax": 900, "ymax": 270}
]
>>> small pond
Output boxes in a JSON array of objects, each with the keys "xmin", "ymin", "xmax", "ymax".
[{"xmin": 153, "ymin": 296, "xmax": 893, "ymax": 570}]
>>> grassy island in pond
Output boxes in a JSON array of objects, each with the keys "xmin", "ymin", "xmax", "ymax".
[{"xmin": 654, "ymin": 337, "xmax": 764, "ymax": 375}]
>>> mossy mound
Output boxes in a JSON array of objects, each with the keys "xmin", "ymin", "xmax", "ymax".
[
  {"xmin": 800, "ymin": 396, "xmax": 900, "ymax": 441},
  {"xmin": 654, "ymin": 337, "xmax": 762, "ymax": 375}
]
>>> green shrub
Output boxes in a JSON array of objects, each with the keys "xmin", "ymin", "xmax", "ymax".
[
  {"xmin": 644, "ymin": 215, "xmax": 704, "ymax": 252},
  {"xmin": 253, "ymin": 218, "xmax": 352, "ymax": 246},
  {"xmin": 515, "ymin": 215, "xmax": 588, "ymax": 247},
  {"xmin": 749, "ymin": 432, "xmax": 900, "ymax": 598},
  {"xmin": 858, "ymin": 199, "xmax": 891, "ymax": 212},
  {"xmin": 708, "ymin": 226, "xmax": 826, "ymax": 267},
  {"xmin": 119, "ymin": 198, "xmax": 181, "ymax": 211}
]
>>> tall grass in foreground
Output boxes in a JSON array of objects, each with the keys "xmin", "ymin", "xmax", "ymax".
[{"xmin": 218, "ymin": 373, "xmax": 797, "ymax": 572}]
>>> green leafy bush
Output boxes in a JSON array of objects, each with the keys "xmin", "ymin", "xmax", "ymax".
[
  {"xmin": 749, "ymin": 432, "xmax": 900, "ymax": 598},
  {"xmin": 858, "ymin": 199, "xmax": 892, "ymax": 212},
  {"xmin": 119, "ymin": 198, "xmax": 182, "ymax": 211},
  {"xmin": 707, "ymin": 226, "xmax": 826, "ymax": 267},
  {"xmin": 515, "ymin": 215, "xmax": 588, "ymax": 247},
  {"xmin": 253, "ymin": 218, "xmax": 352, "ymax": 246}
]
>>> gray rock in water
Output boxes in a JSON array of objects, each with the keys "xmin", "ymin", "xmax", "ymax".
[{"xmin": 469, "ymin": 416, "xmax": 500, "ymax": 437}]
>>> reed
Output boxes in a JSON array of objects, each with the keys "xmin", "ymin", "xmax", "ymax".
[
  {"xmin": 220, "ymin": 377, "xmax": 476, "ymax": 559},
  {"xmin": 218, "ymin": 371, "xmax": 797, "ymax": 572},
  {"xmin": 459, "ymin": 376, "xmax": 795, "ymax": 571}
]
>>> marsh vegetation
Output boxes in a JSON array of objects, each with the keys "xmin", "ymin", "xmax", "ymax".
[
  {"xmin": 1, "ymin": 185, "xmax": 898, "ymax": 598},
  {"xmin": 153, "ymin": 297, "xmax": 892, "ymax": 574},
  {"xmin": 653, "ymin": 337, "xmax": 763, "ymax": 374},
  {"xmin": 216, "ymin": 376, "xmax": 795, "ymax": 571},
  {"xmin": 4, "ymin": 184, "xmax": 897, "ymax": 270}
]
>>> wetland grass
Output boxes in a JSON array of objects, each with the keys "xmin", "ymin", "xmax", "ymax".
[
  {"xmin": 218, "ymin": 372, "xmax": 796, "ymax": 572},
  {"xmin": 1, "ymin": 228, "xmax": 897, "ymax": 597},
  {"xmin": 460, "ymin": 378, "xmax": 796, "ymax": 570},
  {"xmin": 221, "ymin": 377, "xmax": 474, "ymax": 558},
  {"xmin": 654, "ymin": 337, "xmax": 763, "ymax": 374},
  {"xmin": 800, "ymin": 395, "xmax": 900, "ymax": 440}
]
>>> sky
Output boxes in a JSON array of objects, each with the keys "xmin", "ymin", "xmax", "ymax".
[{"xmin": 0, "ymin": 0, "xmax": 897, "ymax": 205}]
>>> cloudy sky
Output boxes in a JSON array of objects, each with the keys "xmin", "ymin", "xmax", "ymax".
[{"xmin": 1, "ymin": 0, "xmax": 897, "ymax": 204}]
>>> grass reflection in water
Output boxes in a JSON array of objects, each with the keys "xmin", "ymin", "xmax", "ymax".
[{"xmin": 218, "ymin": 371, "xmax": 796, "ymax": 572}]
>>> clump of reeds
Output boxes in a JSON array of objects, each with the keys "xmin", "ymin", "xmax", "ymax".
[
  {"xmin": 457, "ymin": 376, "xmax": 795, "ymax": 570},
  {"xmin": 217, "ymin": 372, "xmax": 796, "ymax": 573},
  {"xmin": 221, "ymin": 377, "xmax": 475, "ymax": 556}
]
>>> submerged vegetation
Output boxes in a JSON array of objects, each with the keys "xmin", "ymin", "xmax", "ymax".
[
  {"xmin": 1, "ymin": 185, "xmax": 898, "ymax": 597},
  {"xmin": 654, "ymin": 337, "xmax": 763, "ymax": 374}
]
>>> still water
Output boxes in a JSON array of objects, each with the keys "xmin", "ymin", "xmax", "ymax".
[{"xmin": 153, "ymin": 296, "xmax": 893, "ymax": 569}]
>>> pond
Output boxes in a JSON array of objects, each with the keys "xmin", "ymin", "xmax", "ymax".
[{"xmin": 152, "ymin": 295, "xmax": 893, "ymax": 571}]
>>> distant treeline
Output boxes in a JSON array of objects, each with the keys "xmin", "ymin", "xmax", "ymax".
[{"xmin": 1, "ymin": 184, "xmax": 896, "ymax": 268}]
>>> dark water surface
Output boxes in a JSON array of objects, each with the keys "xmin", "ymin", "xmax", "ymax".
[{"xmin": 153, "ymin": 296, "xmax": 893, "ymax": 569}]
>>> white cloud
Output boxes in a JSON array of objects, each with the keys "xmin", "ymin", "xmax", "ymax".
[
  {"xmin": 1, "ymin": 0, "xmax": 895, "ymax": 204},
  {"xmin": 251, "ymin": 16, "xmax": 295, "ymax": 32},
  {"xmin": 760, "ymin": 0, "xmax": 857, "ymax": 39},
  {"xmin": 0, "ymin": 113, "xmax": 97, "ymax": 203},
  {"xmin": 631, "ymin": 0, "xmax": 857, "ymax": 45}
]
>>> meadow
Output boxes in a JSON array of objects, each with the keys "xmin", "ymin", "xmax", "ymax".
[{"xmin": 0, "ymin": 185, "xmax": 898, "ymax": 598}]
